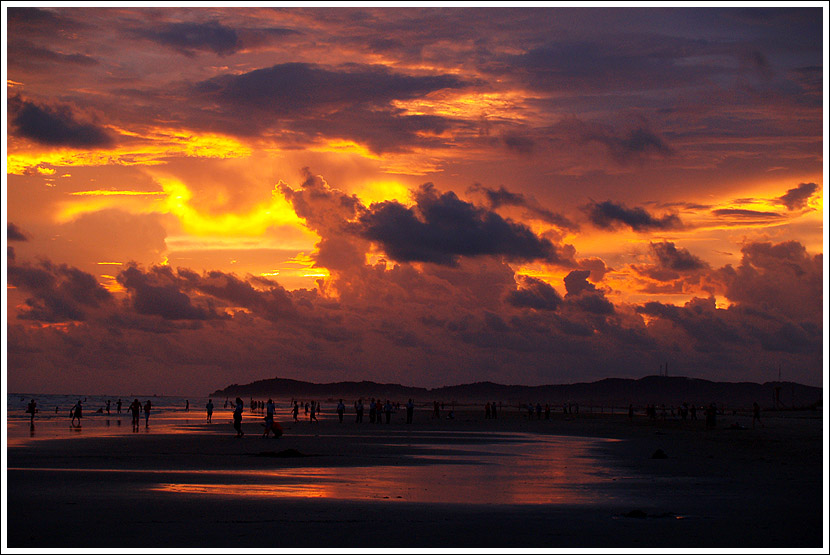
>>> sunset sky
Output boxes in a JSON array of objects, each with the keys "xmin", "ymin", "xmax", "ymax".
[{"xmin": 4, "ymin": 5, "xmax": 827, "ymax": 395}]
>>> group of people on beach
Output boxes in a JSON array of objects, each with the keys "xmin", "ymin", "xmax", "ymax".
[{"xmin": 34, "ymin": 398, "xmax": 155, "ymax": 429}]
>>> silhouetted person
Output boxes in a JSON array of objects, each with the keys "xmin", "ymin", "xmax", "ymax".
[
  {"xmin": 185, "ymin": 400, "xmax": 189, "ymax": 412},
  {"xmin": 375, "ymin": 399, "xmax": 383, "ymax": 424},
  {"xmin": 356, "ymin": 399, "xmax": 364, "ymax": 423},
  {"xmin": 71, "ymin": 400, "xmax": 83, "ymax": 426},
  {"xmin": 337, "ymin": 399, "xmax": 345, "ymax": 423},
  {"xmin": 384, "ymin": 400, "xmax": 392, "ymax": 424},
  {"xmin": 406, "ymin": 398, "xmax": 414, "ymax": 424},
  {"xmin": 485, "ymin": 402, "xmax": 491, "ymax": 419},
  {"xmin": 491, "ymin": 401, "xmax": 497, "ymax": 419},
  {"xmin": 206, "ymin": 399, "xmax": 214, "ymax": 423},
  {"xmin": 310, "ymin": 401, "xmax": 318, "ymax": 422},
  {"xmin": 536, "ymin": 403, "xmax": 542, "ymax": 420},
  {"xmin": 690, "ymin": 404, "xmax": 697, "ymax": 420},
  {"xmin": 292, "ymin": 401, "xmax": 299, "ymax": 422},
  {"xmin": 129, "ymin": 399, "xmax": 141, "ymax": 430},
  {"xmin": 628, "ymin": 404, "xmax": 634, "ymax": 420},
  {"xmin": 144, "ymin": 400, "xmax": 152, "ymax": 427},
  {"xmin": 263, "ymin": 398, "xmax": 276, "ymax": 437},
  {"xmin": 369, "ymin": 398, "xmax": 377, "ymax": 423},
  {"xmin": 233, "ymin": 397, "xmax": 244, "ymax": 437},
  {"xmin": 26, "ymin": 399, "xmax": 37, "ymax": 424},
  {"xmin": 705, "ymin": 403, "xmax": 717, "ymax": 429},
  {"xmin": 106, "ymin": 400, "xmax": 111, "ymax": 415},
  {"xmin": 116, "ymin": 398, "xmax": 122, "ymax": 414},
  {"xmin": 752, "ymin": 401, "xmax": 764, "ymax": 428}
]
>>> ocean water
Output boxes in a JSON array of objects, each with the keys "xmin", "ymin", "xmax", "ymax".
[{"xmin": 6, "ymin": 393, "xmax": 309, "ymax": 446}]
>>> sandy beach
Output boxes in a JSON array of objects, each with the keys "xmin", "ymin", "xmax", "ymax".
[{"xmin": 5, "ymin": 405, "xmax": 826, "ymax": 548}]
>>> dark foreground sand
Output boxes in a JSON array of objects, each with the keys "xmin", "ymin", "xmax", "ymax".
[{"xmin": 5, "ymin": 408, "xmax": 826, "ymax": 548}]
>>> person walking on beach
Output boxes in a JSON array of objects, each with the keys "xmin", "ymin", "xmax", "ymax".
[
  {"xmin": 116, "ymin": 399, "xmax": 122, "ymax": 414},
  {"xmin": 129, "ymin": 399, "xmax": 141, "ymax": 430},
  {"xmin": 106, "ymin": 400, "xmax": 111, "ymax": 415},
  {"xmin": 70, "ymin": 400, "xmax": 83, "ymax": 426},
  {"xmin": 233, "ymin": 397, "xmax": 244, "ymax": 437},
  {"xmin": 292, "ymin": 401, "xmax": 299, "ymax": 422},
  {"xmin": 337, "ymin": 399, "xmax": 345, "ymax": 423},
  {"xmin": 310, "ymin": 401, "xmax": 318, "ymax": 423},
  {"xmin": 384, "ymin": 400, "xmax": 392, "ymax": 424},
  {"xmin": 356, "ymin": 398, "xmax": 364, "ymax": 423},
  {"xmin": 26, "ymin": 399, "xmax": 37, "ymax": 424},
  {"xmin": 406, "ymin": 398, "xmax": 414, "ymax": 424},
  {"xmin": 263, "ymin": 398, "xmax": 276, "ymax": 437},
  {"xmin": 144, "ymin": 400, "xmax": 152, "ymax": 427},
  {"xmin": 206, "ymin": 399, "xmax": 214, "ymax": 423},
  {"xmin": 185, "ymin": 400, "xmax": 189, "ymax": 412}
]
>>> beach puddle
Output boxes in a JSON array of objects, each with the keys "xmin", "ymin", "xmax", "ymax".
[{"xmin": 151, "ymin": 434, "xmax": 624, "ymax": 505}]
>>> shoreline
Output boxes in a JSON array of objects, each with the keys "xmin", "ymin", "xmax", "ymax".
[{"xmin": 6, "ymin": 409, "xmax": 825, "ymax": 548}]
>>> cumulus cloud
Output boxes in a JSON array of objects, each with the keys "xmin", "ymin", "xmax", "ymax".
[
  {"xmin": 777, "ymin": 182, "xmax": 819, "ymax": 210},
  {"xmin": 118, "ymin": 265, "xmax": 222, "ymax": 321},
  {"xmin": 8, "ymin": 259, "xmax": 112, "ymax": 322},
  {"xmin": 562, "ymin": 270, "xmax": 614, "ymax": 315},
  {"xmin": 716, "ymin": 240, "xmax": 823, "ymax": 323},
  {"xmin": 8, "ymin": 96, "xmax": 114, "ymax": 148},
  {"xmin": 585, "ymin": 200, "xmax": 683, "ymax": 231},
  {"xmin": 357, "ymin": 183, "xmax": 562, "ymax": 266},
  {"xmin": 505, "ymin": 275, "xmax": 562, "ymax": 311},
  {"xmin": 650, "ymin": 241, "xmax": 708, "ymax": 272}
]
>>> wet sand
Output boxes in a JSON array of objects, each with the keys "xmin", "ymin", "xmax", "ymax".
[{"xmin": 5, "ymin": 407, "xmax": 825, "ymax": 548}]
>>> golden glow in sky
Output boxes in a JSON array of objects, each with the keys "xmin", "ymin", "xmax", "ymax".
[{"xmin": 4, "ymin": 6, "xmax": 825, "ymax": 392}]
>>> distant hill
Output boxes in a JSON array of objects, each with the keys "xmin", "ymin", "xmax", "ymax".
[{"xmin": 211, "ymin": 376, "xmax": 822, "ymax": 410}]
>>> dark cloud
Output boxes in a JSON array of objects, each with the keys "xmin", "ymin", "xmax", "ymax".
[
  {"xmin": 507, "ymin": 36, "xmax": 718, "ymax": 96},
  {"xmin": 584, "ymin": 126, "xmax": 673, "ymax": 162},
  {"xmin": 118, "ymin": 265, "xmax": 221, "ymax": 321},
  {"xmin": 585, "ymin": 200, "xmax": 683, "ymax": 231},
  {"xmin": 712, "ymin": 208, "xmax": 784, "ymax": 219},
  {"xmin": 506, "ymin": 275, "xmax": 562, "ymax": 311},
  {"xmin": 468, "ymin": 184, "xmax": 577, "ymax": 230},
  {"xmin": 502, "ymin": 134, "xmax": 535, "ymax": 154},
  {"xmin": 189, "ymin": 63, "xmax": 470, "ymax": 152},
  {"xmin": 7, "ymin": 40, "xmax": 98, "ymax": 68},
  {"xmin": 195, "ymin": 62, "xmax": 468, "ymax": 114},
  {"xmin": 357, "ymin": 183, "xmax": 561, "ymax": 266},
  {"xmin": 8, "ymin": 260, "xmax": 112, "ymax": 322},
  {"xmin": 8, "ymin": 223, "xmax": 29, "ymax": 241},
  {"xmin": 178, "ymin": 269, "xmax": 298, "ymax": 321},
  {"xmin": 637, "ymin": 297, "xmax": 744, "ymax": 351},
  {"xmin": 650, "ymin": 242, "xmax": 708, "ymax": 272},
  {"xmin": 562, "ymin": 270, "xmax": 614, "ymax": 315},
  {"xmin": 6, "ymin": 7, "xmax": 82, "ymax": 33},
  {"xmin": 563, "ymin": 270, "xmax": 596, "ymax": 297},
  {"xmin": 717, "ymin": 240, "xmax": 822, "ymax": 323},
  {"xmin": 777, "ymin": 182, "xmax": 818, "ymax": 211},
  {"xmin": 8, "ymin": 96, "xmax": 114, "ymax": 148},
  {"xmin": 134, "ymin": 20, "xmax": 241, "ymax": 56}
]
